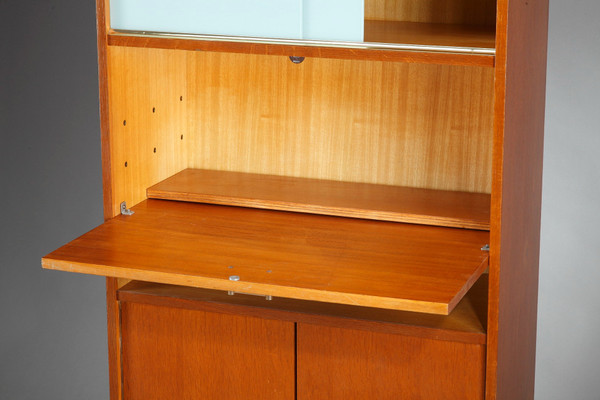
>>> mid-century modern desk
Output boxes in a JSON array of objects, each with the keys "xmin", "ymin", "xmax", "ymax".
[{"xmin": 43, "ymin": 1, "xmax": 548, "ymax": 398}]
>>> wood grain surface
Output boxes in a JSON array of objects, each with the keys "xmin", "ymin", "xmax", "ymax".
[
  {"xmin": 365, "ymin": 20, "xmax": 495, "ymax": 49},
  {"xmin": 97, "ymin": 0, "xmax": 114, "ymax": 219},
  {"xmin": 121, "ymin": 301, "xmax": 295, "ymax": 400},
  {"xmin": 43, "ymin": 199, "xmax": 489, "ymax": 314},
  {"xmin": 366, "ymin": 0, "xmax": 497, "ymax": 26},
  {"xmin": 107, "ymin": 46, "xmax": 188, "ymax": 217},
  {"xmin": 297, "ymin": 323, "xmax": 486, "ymax": 399},
  {"xmin": 118, "ymin": 274, "xmax": 488, "ymax": 345},
  {"xmin": 148, "ymin": 169, "xmax": 491, "ymax": 229},
  {"xmin": 486, "ymin": 0, "xmax": 549, "ymax": 398},
  {"xmin": 185, "ymin": 50, "xmax": 494, "ymax": 193},
  {"xmin": 105, "ymin": 277, "xmax": 122, "ymax": 400}
]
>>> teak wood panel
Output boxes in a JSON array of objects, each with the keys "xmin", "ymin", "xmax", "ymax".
[
  {"xmin": 118, "ymin": 274, "xmax": 488, "ymax": 345},
  {"xmin": 486, "ymin": 0, "xmax": 549, "ymax": 399},
  {"xmin": 366, "ymin": 0, "xmax": 497, "ymax": 26},
  {"xmin": 42, "ymin": 199, "xmax": 490, "ymax": 314},
  {"xmin": 120, "ymin": 301, "xmax": 295, "ymax": 400},
  {"xmin": 107, "ymin": 46, "xmax": 188, "ymax": 217},
  {"xmin": 364, "ymin": 20, "xmax": 495, "ymax": 49},
  {"xmin": 148, "ymin": 168, "xmax": 491, "ymax": 229},
  {"xmin": 186, "ymin": 50, "xmax": 494, "ymax": 193},
  {"xmin": 297, "ymin": 323, "xmax": 486, "ymax": 400}
]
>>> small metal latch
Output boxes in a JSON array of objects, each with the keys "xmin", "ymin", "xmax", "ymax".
[
  {"xmin": 481, "ymin": 244, "xmax": 490, "ymax": 251},
  {"xmin": 120, "ymin": 201, "xmax": 134, "ymax": 216},
  {"xmin": 289, "ymin": 56, "xmax": 305, "ymax": 64}
]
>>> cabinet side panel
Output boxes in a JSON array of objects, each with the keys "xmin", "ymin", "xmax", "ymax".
[
  {"xmin": 105, "ymin": 277, "xmax": 122, "ymax": 400},
  {"xmin": 120, "ymin": 301, "xmax": 295, "ymax": 400},
  {"xmin": 97, "ymin": 0, "xmax": 114, "ymax": 219},
  {"xmin": 188, "ymin": 53, "xmax": 495, "ymax": 193},
  {"xmin": 297, "ymin": 323, "xmax": 486, "ymax": 399},
  {"xmin": 488, "ymin": 0, "xmax": 548, "ymax": 399},
  {"xmin": 107, "ymin": 46, "xmax": 189, "ymax": 216}
]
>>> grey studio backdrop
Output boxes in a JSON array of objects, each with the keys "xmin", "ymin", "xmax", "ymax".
[{"xmin": 1, "ymin": 1, "xmax": 598, "ymax": 399}]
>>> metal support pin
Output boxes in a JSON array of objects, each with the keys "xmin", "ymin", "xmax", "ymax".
[{"xmin": 481, "ymin": 244, "xmax": 490, "ymax": 251}]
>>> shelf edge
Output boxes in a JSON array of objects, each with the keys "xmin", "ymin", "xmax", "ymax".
[
  {"xmin": 108, "ymin": 33, "xmax": 495, "ymax": 67},
  {"xmin": 42, "ymin": 257, "xmax": 457, "ymax": 315}
]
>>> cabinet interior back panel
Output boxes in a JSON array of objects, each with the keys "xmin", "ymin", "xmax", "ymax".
[
  {"xmin": 365, "ymin": 0, "xmax": 497, "ymax": 26},
  {"xmin": 187, "ymin": 51, "xmax": 494, "ymax": 193}
]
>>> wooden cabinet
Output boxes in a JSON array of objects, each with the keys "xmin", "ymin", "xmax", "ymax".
[
  {"xmin": 120, "ymin": 301, "xmax": 295, "ymax": 400},
  {"xmin": 297, "ymin": 324, "xmax": 486, "ymax": 400},
  {"xmin": 42, "ymin": 1, "xmax": 548, "ymax": 399}
]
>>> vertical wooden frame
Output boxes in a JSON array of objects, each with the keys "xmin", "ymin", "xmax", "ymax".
[
  {"xmin": 488, "ymin": 0, "xmax": 549, "ymax": 399},
  {"xmin": 96, "ymin": 1, "xmax": 122, "ymax": 400},
  {"xmin": 97, "ymin": 0, "xmax": 113, "ymax": 220}
]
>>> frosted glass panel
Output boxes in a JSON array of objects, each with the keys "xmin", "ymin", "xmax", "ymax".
[
  {"xmin": 110, "ymin": 0, "xmax": 304, "ymax": 39},
  {"xmin": 303, "ymin": 0, "xmax": 364, "ymax": 42},
  {"xmin": 110, "ymin": 0, "xmax": 364, "ymax": 42}
]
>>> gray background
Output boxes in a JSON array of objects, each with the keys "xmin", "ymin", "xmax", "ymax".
[{"xmin": 1, "ymin": 1, "xmax": 598, "ymax": 399}]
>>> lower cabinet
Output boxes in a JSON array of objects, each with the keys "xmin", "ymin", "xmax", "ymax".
[
  {"xmin": 118, "ymin": 283, "xmax": 486, "ymax": 400},
  {"xmin": 297, "ymin": 323, "xmax": 486, "ymax": 400},
  {"xmin": 121, "ymin": 301, "xmax": 296, "ymax": 400}
]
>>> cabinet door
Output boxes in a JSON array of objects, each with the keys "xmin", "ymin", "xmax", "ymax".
[
  {"xmin": 297, "ymin": 323, "xmax": 485, "ymax": 400},
  {"xmin": 121, "ymin": 301, "xmax": 295, "ymax": 400}
]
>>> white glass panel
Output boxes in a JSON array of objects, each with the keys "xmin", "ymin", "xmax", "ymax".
[
  {"xmin": 303, "ymin": 0, "xmax": 364, "ymax": 42},
  {"xmin": 110, "ymin": 0, "xmax": 365, "ymax": 42},
  {"xmin": 110, "ymin": 0, "xmax": 304, "ymax": 39}
]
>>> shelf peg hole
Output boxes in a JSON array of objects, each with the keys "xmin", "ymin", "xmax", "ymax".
[
  {"xmin": 124, "ymin": 161, "xmax": 128, "ymax": 167},
  {"xmin": 152, "ymin": 107, "xmax": 155, "ymax": 113},
  {"xmin": 123, "ymin": 120, "xmax": 126, "ymax": 126},
  {"xmin": 153, "ymin": 147, "xmax": 156, "ymax": 153}
]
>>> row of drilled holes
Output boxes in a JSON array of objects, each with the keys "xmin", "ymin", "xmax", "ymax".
[{"xmin": 123, "ymin": 95, "xmax": 184, "ymax": 167}]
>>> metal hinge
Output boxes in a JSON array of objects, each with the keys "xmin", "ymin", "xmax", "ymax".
[
  {"xmin": 227, "ymin": 275, "xmax": 272, "ymax": 300},
  {"xmin": 120, "ymin": 201, "xmax": 134, "ymax": 216}
]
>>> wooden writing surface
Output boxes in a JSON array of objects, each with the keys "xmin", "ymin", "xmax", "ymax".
[{"xmin": 42, "ymin": 199, "xmax": 489, "ymax": 314}]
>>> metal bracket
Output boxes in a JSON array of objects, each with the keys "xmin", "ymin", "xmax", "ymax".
[
  {"xmin": 120, "ymin": 201, "xmax": 134, "ymax": 216},
  {"xmin": 481, "ymin": 244, "xmax": 490, "ymax": 251}
]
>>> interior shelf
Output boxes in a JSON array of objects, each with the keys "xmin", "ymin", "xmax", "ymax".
[
  {"xmin": 147, "ymin": 169, "xmax": 491, "ymax": 230},
  {"xmin": 42, "ymin": 199, "xmax": 489, "ymax": 315},
  {"xmin": 364, "ymin": 20, "xmax": 495, "ymax": 50}
]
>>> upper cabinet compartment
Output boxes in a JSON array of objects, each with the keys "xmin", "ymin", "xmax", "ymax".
[
  {"xmin": 110, "ymin": 0, "xmax": 365, "ymax": 42},
  {"xmin": 108, "ymin": 0, "xmax": 497, "ymax": 65}
]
